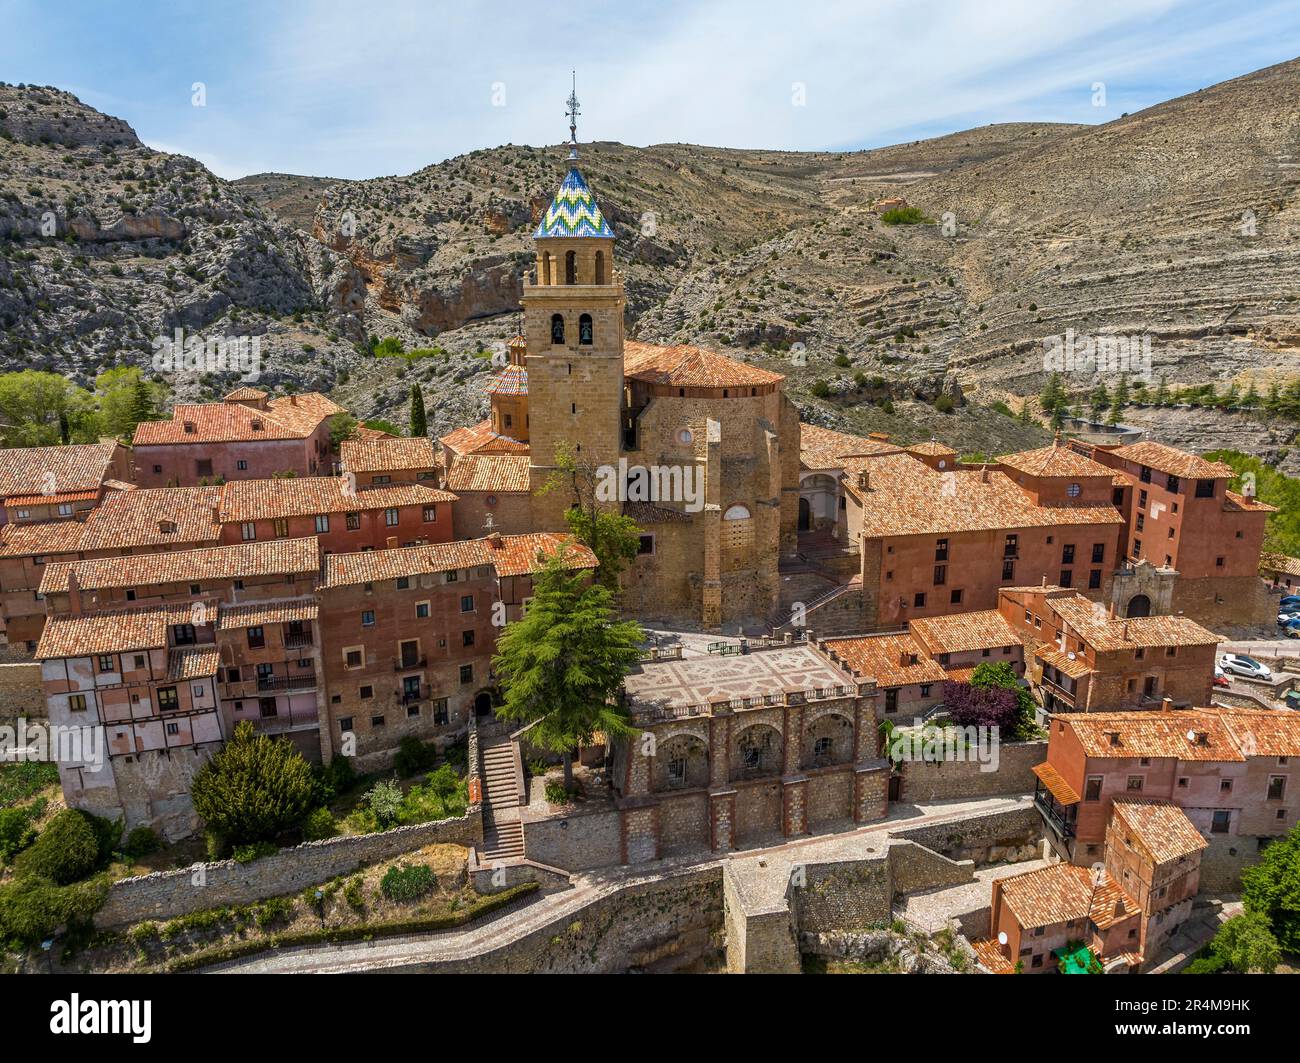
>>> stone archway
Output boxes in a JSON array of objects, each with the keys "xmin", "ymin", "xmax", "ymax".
[
  {"xmin": 803, "ymin": 711, "xmax": 854, "ymax": 768},
  {"xmin": 798, "ymin": 496, "xmax": 812, "ymax": 531},
  {"xmin": 1126, "ymin": 594, "xmax": 1151, "ymax": 618},
  {"xmin": 731, "ymin": 723, "xmax": 783, "ymax": 780},
  {"xmin": 474, "ymin": 690, "xmax": 495, "ymax": 717},
  {"xmin": 653, "ymin": 733, "xmax": 710, "ymax": 791}
]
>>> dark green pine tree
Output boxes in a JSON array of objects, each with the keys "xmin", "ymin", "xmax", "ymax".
[
  {"xmin": 492, "ymin": 550, "xmax": 643, "ymax": 791},
  {"xmin": 127, "ymin": 377, "xmax": 155, "ymax": 432},
  {"xmin": 408, "ymin": 383, "xmax": 428, "ymax": 437}
]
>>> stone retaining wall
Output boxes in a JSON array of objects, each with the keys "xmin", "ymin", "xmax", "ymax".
[
  {"xmin": 898, "ymin": 741, "xmax": 1045, "ymax": 803},
  {"xmin": 0, "ymin": 662, "xmax": 45, "ymax": 719},
  {"xmin": 96, "ymin": 810, "xmax": 483, "ymax": 928},
  {"xmin": 889, "ymin": 804, "xmax": 1042, "ymax": 864}
]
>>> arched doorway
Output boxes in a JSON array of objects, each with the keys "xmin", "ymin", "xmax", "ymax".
[
  {"xmin": 798, "ymin": 496, "xmax": 812, "ymax": 531},
  {"xmin": 1126, "ymin": 594, "xmax": 1151, "ymax": 618},
  {"xmin": 474, "ymin": 690, "xmax": 495, "ymax": 718}
]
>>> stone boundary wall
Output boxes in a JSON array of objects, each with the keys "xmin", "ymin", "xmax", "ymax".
[
  {"xmin": 96, "ymin": 810, "xmax": 483, "ymax": 928},
  {"xmin": 889, "ymin": 803, "xmax": 1043, "ymax": 864},
  {"xmin": 0, "ymin": 662, "xmax": 45, "ymax": 719},
  {"xmin": 898, "ymin": 740, "xmax": 1045, "ymax": 803}
]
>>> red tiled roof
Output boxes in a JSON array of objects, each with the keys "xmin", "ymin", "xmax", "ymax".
[
  {"xmin": 1226, "ymin": 490, "xmax": 1276, "ymax": 513},
  {"xmin": 340, "ymin": 436, "xmax": 438, "ymax": 474},
  {"xmin": 133, "ymin": 392, "xmax": 342, "ymax": 445},
  {"xmin": 40, "ymin": 537, "xmax": 320, "ymax": 594},
  {"xmin": 624, "ymin": 341, "xmax": 784, "ymax": 388},
  {"xmin": 218, "ymin": 478, "xmax": 454, "ymax": 523},
  {"xmin": 823, "ymin": 631, "xmax": 948, "ymax": 688},
  {"xmin": 322, "ymin": 532, "xmax": 596, "ymax": 588},
  {"xmin": 37, "ymin": 599, "xmax": 216, "ymax": 659},
  {"xmin": 910, "ymin": 610, "xmax": 1020, "ymax": 654},
  {"xmin": 845, "ymin": 452, "xmax": 1125, "ymax": 538},
  {"xmin": 997, "ymin": 445, "xmax": 1115, "ymax": 479},
  {"xmin": 439, "ymin": 419, "xmax": 529, "ymax": 457},
  {"xmin": 1031, "ymin": 762, "xmax": 1080, "ymax": 805},
  {"xmin": 167, "ymin": 646, "xmax": 220, "ymax": 680},
  {"xmin": 1110, "ymin": 799, "xmax": 1208, "ymax": 864},
  {"xmin": 3, "ymin": 489, "xmax": 101, "ymax": 507},
  {"xmin": 1047, "ymin": 593, "xmax": 1220, "ymax": 652},
  {"xmin": 800, "ymin": 424, "xmax": 902, "ymax": 470},
  {"xmin": 78, "ymin": 486, "xmax": 222, "ymax": 551},
  {"xmin": 0, "ymin": 441, "xmax": 118, "ymax": 499},
  {"xmin": 1061, "ymin": 710, "xmax": 1246, "ymax": 762},
  {"xmin": 217, "ymin": 598, "xmax": 319, "ymax": 630},
  {"xmin": 0, "ymin": 520, "xmax": 86, "ymax": 558},
  {"xmin": 906, "ymin": 440, "xmax": 958, "ymax": 457},
  {"xmin": 997, "ymin": 863, "xmax": 1132, "ymax": 930},
  {"xmin": 486, "ymin": 364, "xmax": 528, "ymax": 396},
  {"xmin": 1111, "ymin": 441, "xmax": 1235, "ymax": 480},
  {"xmin": 445, "ymin": 453, "xmax": 531, "ymax": 493}
]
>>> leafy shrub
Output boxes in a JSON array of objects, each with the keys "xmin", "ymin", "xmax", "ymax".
[
  {"xmin": 545, "ymin": 781, "xmax": 571, "ymax": 805},
  {"xmin": 343, "ymin": 876, "xmax": 366, "ymax": 912},
  {"xmin": 123, "ymin": 826, "xmax": 160, "ymax": 858},
  {"xmin": 810, "ymin": 379, "xmax": 831, "ymax": 399},
  {"xmin": 1205, "ymin": 911, "xmax": 1280, "ymax": 973},
  {"xmin": 232, "ymin": 840, "xmax": 278, "ymax": 864},
  {"xmin": 191, "ymin": 721, "xmax": 316, "ymax": 846},
  {"xmin": 393, "ymin": 737, "xmax": 437, "ymax": 778},
  {"xmin": 1241, "ymin": 825, "xmax": 1300, "ymax": 954},
  {"xmin": 313, "ymin": 755, "xmax": 357, "ymax": 803},
  {"xmin": 380, "ymin": 863, "xmax": 434, "ymax": 902},
  {"xmin": 0, "ymin": 804, "xmax": 40, "ymax": 863},
  {"xmin": 302, "ymin": 807, "xmax": 336, "ymax": 841},
  {"xmin": 441, "ymin": 742, "xmax": 468, "ymax": 773},
  {"xmin": 254, "ymin": 896, "xmax": 294, "ymax": 929},
  {"xmin": 881, "ymin": 206, "xmax": 929, "ymax": 225},
  {"xmin": 364, "ymin": 779, "xmax": 404, "ymax": 829},
  {"xmin": 14, "ymin": 809, "xmax": 100, "ymax": 885},
  {"xmin": 0, "ymin": 875, "xmax": 107, "ymax": 945},
  {"xmin": 1183, "ymin": 951, "xmax": 1228, "ymax": 974},
  {"xmin": 933, "ymin": 394, "xmax": 955, "ymax": 414}
]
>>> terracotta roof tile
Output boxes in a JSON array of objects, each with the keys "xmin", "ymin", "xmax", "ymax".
[
  {"xmin": 167, "ymin": 646, "xmax": 220, "ymax": 680},
  {"xmin": 1031, "ymin": 762, "xmax": 1080, "ymax": 804},
  {"xmin": 846, "ymin": 453, "xmax": 1125, "ymax": 538},
  {"xmin": 1062, "ymin": 710, "xmax": 1246, "ymax": 762},
  {"xmin": 3, "ymin": 489, "xmax": 101, "ymax": 507},
  {"xmin": 133, "ymin": 393, "xmax": 341, "ymax": 445},
  {"xmin": 823, "ymin": 631, "xmax": 947, "ymax": 688},
  {"xmin": 624, "ymin": 340, "xmax": 784, "ymax": 389},
  {"xmin": 445, "ymin": 453, "xmax": 531, "ymax": 493},
  {"xmin": 1048, "ymin": 594, "xmax": 1219, "ymax": 652},
  {"xmin": 799, "ymin": 424, "xmax": 902, "ymax": 470},
  {"xmin": 971, "ymin": 937, "xmax": 1016, "ymax": 973},
  {"xmin": 486, "ymin": 364, "xmax": 528, "ymax": 396},
  {"xmin": 1110, "ymin": 799, "xmax": 1208, "ymax": 864},
  {"xmin": 218, "ymin": 478, "xmax": 454, "ymax": 523},
  {"xmin": 1200, "ymin": 705, "xmax": 1300, "ymax": 758},
  {"xmin": 1261, "ymin": 552, "xmax": 1300, "ymax": 577},
  {"xmin": 40, "ymin": 537, "xmax": 320, "ymax": 594},
  {"xmin": 340, "ymin": 436, "xmax": 438, "ymax": 475},
  {"xmin": 0, "ymin": 520, "xmax": 86, "ymax": 558},
  {"xmin": 438, "ymin": 419, "xmax": 529, "ymax": 457},
  {"xmin": 217, "ymin": 598, "xmax": 319, "ymax": 630},
  {"xmin": 910, "ymin": 610, "xmax": 1020, "ymax": 654},
  {"xmin": 322, "ymin": 532, "xmax": 596, "ymax": 588},
  {"xmin": 78, "ymin": 487, "xmax": 222, "ymax": 551},
  {"xmin": 0, "ymin": 441, "xmax": 118, "ymax": 499},
  {"xmin": 1226, "ymin": 490, "xmax": 1276, "ymax": 513},
  {"xmin": 37, "ymin": 599, "xmax": 216, "ymax": 659},
  {"xmin": 998, "ymin": 863, "xmax": 1131, "ymax": 930},
  {"xmin": 905, "ymin": 440, "xmax": 958, "ymax": 457},
  {"xmin": 997, "ymin": 445, "xmax": 1116, "ymax": 479},
  {"xmin": 1111, "ymin": 441, "xmax": 1235, "ymax": 480}
]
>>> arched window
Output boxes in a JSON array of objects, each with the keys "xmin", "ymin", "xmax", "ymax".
[
  {"xmin": 565, "ymin": 250, "xmax": 576, "ymax": 285},
  {"xmin": 594, "ymin": 249, "xmax": 606, "ymax": 285},
  {"xmin": 541, "ymin": 253, "xmax": 552, "ymax": 286},
  {"xmin": 551, "ymin": 313, "xmax": 565, "ymax": 345},
  {"xmin": 579, "ymin": 313, "xmax": 593, "ymax": 345}
]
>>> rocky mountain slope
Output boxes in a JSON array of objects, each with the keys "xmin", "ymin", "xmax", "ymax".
[{"xmin": 3, "ymin": 61, "xmax": 1300, "ymax": 458}]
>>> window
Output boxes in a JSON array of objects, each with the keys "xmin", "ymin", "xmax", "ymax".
[
  {"xmin": 459, "ymin": 664, "xmax": 473, "ymax": 684},
  {"xmin": 1132, "ymin": 538, "xmax": 1142, "ymax": 557},
  {"xmin": 1061, "ymin": 544, "xmax": 1075, "ymax": 564},
  {"xmin": 933, "ymin": 565, "xmax": 946, "ymax": 585},
  {"xmin": 246, "ymin": 626, "xmax": 265, "ymax": 649},
  {"xmin": 1091, "ymin": 543, "xmax": 1105, "ymax": 564},
  {"xmin": 913, "ymin": 592, "xmax": 926, "ymax": 608},
  {"xmin": 346, "ymin": 512, "xmax": 361, "ymax": 530},
  {"xmin": 134, "ymin": 654, "xmax": 146, "ymax": 670},
  {"xmin": 1211, "ymin": 810, "xmax": 1231, "ymax": 834},
  {"xmin": 97, "ymin": 654, "xmax": 114, "ymax": 672},
  {"xmin": 1126, "ymin": 775, "xmax": 1143, "ymax": 792},
  {"xmin": 1002, "ymin": 559, "xmax": 1015, "ymax": 581},
  {"xmin": 1059, "ymin": 570, "xmax": 1072, "ymax": 587},
  {"xmin": 339, "ymin": 716, "xmax": 354, "ymax": 733},
  {"xmin": 237, "ymin": 459, "xmax": 248, "ymax": 471},
  {"xmin": 433, "ymin": 698, "xmax": 449, "ymax": 725},
  {"xmin": 157, "ymin": 686, "xmax": 179, "ymax": 711},
  {"xmin": 463, "ymin": 630, "xmax": 475, "ymax": 647},
  {"xmin": 385, "ymin": 508, "xmax": 399, "ymax": 526},
  {"xmin": 1177, "ymin": 776, "xmax": 1189, "ymax": 788},
  {"xmin": 273, "ymin": 518, "xmax": 289, "ymax": 538},
  {"xmin": 950, "ymin": 589, "xmax": 963, "ymax": 605},
  {"xmin": 57, "ymin": 503, "xmax": 73, "ymax": 518},
  {"xmin": 241, "ymin": 522, "xmax": 257, "ymax": 541},
  {"xmin": 1166, "ymin": 474, "xmax": 1180, "ymax": 494},
  {"xmin": 1215, "ymin": 556, "xmax": 1225, "ymax": 568},
  {"xmin": 423, "ymin": 506, "xmax": 437, "ymax": 523},
  {"xmin": 371, "ymin": 715, "xmax": 386, "ymax": 729},
  {"xmin": 1084, "ymin": 776, "xmax": 1103, "ymax": 801},
  {"xmin": 935, "ymin": 538, "xmax": 948, "ymax": 561},
  {"xmin": 396, "ymin": 577, "xmax": 410, "ymax": 590},
  {"xmin": 315, "ymin": 514, "xmax": 330, "ymax": 534},
  {"xmin": 415, "ymin": 602, "xmax": 430, "ymax": 619},
  {"xmin": 668, "ymin": 756, "xmax": 687, "ymax": 786},
  {"xmin": 1220, "ymin": 779, "xmax": 1233, "ymax": 793},
  {"xmin": 460, "ymin": 594, "xmax": 475, "ymax": 613},
  {"xmin": 1088, "ymin": 569, "xmax": 1102, "ymax": 589},
  {"xmin": 920, "ymin": 684, "xmax": 932, "ymax": 697},
  {"xmin": 360, "ymin": 685, "xmax": 373, "ymax": 700},
  {"xmin": 1136, "ymin": 512, "xmax": 1145, "ymax": 532},
  {"xmin": 259, "ymin": 697, "xmax": 278, "ymax": 719},
  {"xmin": 1195, "ymin": 479, "xmax": 1215, "ymax": 498},
  {"xmin": 1140, "ymin": 466, "xmax": 1152, "ymax": 484},
  {"xmin": 373, "ymin": 475, "xmax": 391, "ymax": 485},
  {"xmin": 196, "ymin": 459, "xmax": 213, "ymax": 478},
  {"xmin": 1004, "ymin": 534, "xmax": 1018, "ymax": 557},
  {"xmin": 172, "ymin": 624, "xmax": 196, "ymax": 646},
  {"xmin": 361, "ymin": 611, "xmax": 375, "ymax": 627},
  {"xmin": 69, "ymin": 694, "xmax": 87, "ymax": 712},
  {"xmin": 551, "ymin": 313, "xmax": 565, "ymax": 344},
  {"xmin": 638, "ymin": 534, "xmax": 655, "ymax": 555},
  {"xmin": 345, "ymin": 649, "xmax": 363, "ymax": 669},
  {"xmin": 1066, "ymin": 482, "xmax": 1081, "ymax": 498},
  {"xmin": 579, "ymin": 313, "xmax": 593, "ymax": 345},
  {"xmin": 166, "ymin": 722, "xmax": 180, "ymax": 736},
  {"xmin": 1267, "ymin": 776, "xmax": 1286, "ymax": 800}
]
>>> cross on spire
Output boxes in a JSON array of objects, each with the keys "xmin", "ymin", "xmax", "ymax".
[{"xmin": 566, "ymin": 71, "xmax": 580, "ymax": 161}]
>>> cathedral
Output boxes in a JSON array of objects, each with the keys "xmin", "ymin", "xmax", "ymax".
[{"xmin": 438, "ymin": 92, "xmax": 801, "ymax": 630}]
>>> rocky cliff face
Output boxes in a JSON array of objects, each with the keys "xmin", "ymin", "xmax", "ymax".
[{"xmin": 4, "ymin": 63, "xmax": 1299, "ymax": 455}]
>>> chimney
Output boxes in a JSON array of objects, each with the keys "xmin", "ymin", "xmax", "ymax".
[
  {"xmin": 1104, "ymin": 729, "xmax": 1121, "ymax": 746},
  {"xmin": 857, "ymin": 471, "xmax": 869, "ymax": 489},
  {"xmin": 1192, "ymin": 730, "xmax": 1209, "ymax": 746},
  {"xmin": 385, "ymin": 536, "xmax": 398, "ymax": 549},
  {"xmin": 1122, "ymin": 620, "xmax": 1129, "ymax": 640},
  {"xmin": 980, "ymin": 465, "xmax": 990, "ymax": 483},
  {"xmin": 289, "ymin": 394, "xmax": 298, "ymax": 406},
  {"xmin": 1041, "ymin": 575, "xmax": 1048, "ymax": 587},
  {"xmin": 487, "ymin": 531, "xmax": 503, "ymax": 547},
  {"xmin": 67, "ymin": 568, "xmax": 83, "ymax": 617},
  {"xmin": 1108, "ymin": 601, "xmax": 1116, "ymax": 618},
  {"xmin": 1161, "ymin": 696, "xmax": 1173, "ymax": 713},
  {"xmin": 211, "ymin": 505, "xmax": 220, "ymax": 524}
]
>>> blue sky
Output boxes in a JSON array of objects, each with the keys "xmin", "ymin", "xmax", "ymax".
[{"xmin": 2, "ymin": 0, "xmax": 1298, "ymax": 180}]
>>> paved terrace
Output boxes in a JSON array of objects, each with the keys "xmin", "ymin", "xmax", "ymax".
[{"xmin": 206, "ymin": 794, "xmax": 1031, "ymax": 974}]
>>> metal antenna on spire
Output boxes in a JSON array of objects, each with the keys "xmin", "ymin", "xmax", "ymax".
[{"xmin": 566, "ymin": 71, "xmax": 580, "ymax": 161}]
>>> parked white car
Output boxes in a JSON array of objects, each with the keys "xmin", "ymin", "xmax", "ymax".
[{"xmin": 1219, "ymin": 653, "xmax": 1273, "ymax": 682}]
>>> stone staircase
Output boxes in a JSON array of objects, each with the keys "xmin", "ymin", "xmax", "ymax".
[{"xmin": 480, "ymin": 738, "xmax": 525, "ymax": 861}]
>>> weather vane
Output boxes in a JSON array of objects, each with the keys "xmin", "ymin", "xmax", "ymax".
[{"xmin": 566, "ymin": 71, "xmax": 580, "ymax": 160}]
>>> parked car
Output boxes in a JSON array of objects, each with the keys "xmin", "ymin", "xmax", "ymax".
[
  {"xmin": 1285, "ymin": 625, "xmax": 1300, "ymax": 640},
  {"xmin": 1219, "ymin": 653, "xmax": 1273, "ymax": 681},
  {"xmin": 1213, "ymin": 666, "xmax": 1231, "ymax": 687},
  {"xmin": 1281, "ymin": 595, "xmax": 1300, "ymax": 607},
  {"xmin": 1278, "ymin": 611, "xmax": 1300, "ymax": 626}
]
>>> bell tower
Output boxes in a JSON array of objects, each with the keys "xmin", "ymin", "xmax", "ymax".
[{"xmin": 525, "ymin": 75, "xmax": 626, "ymax": 528}]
